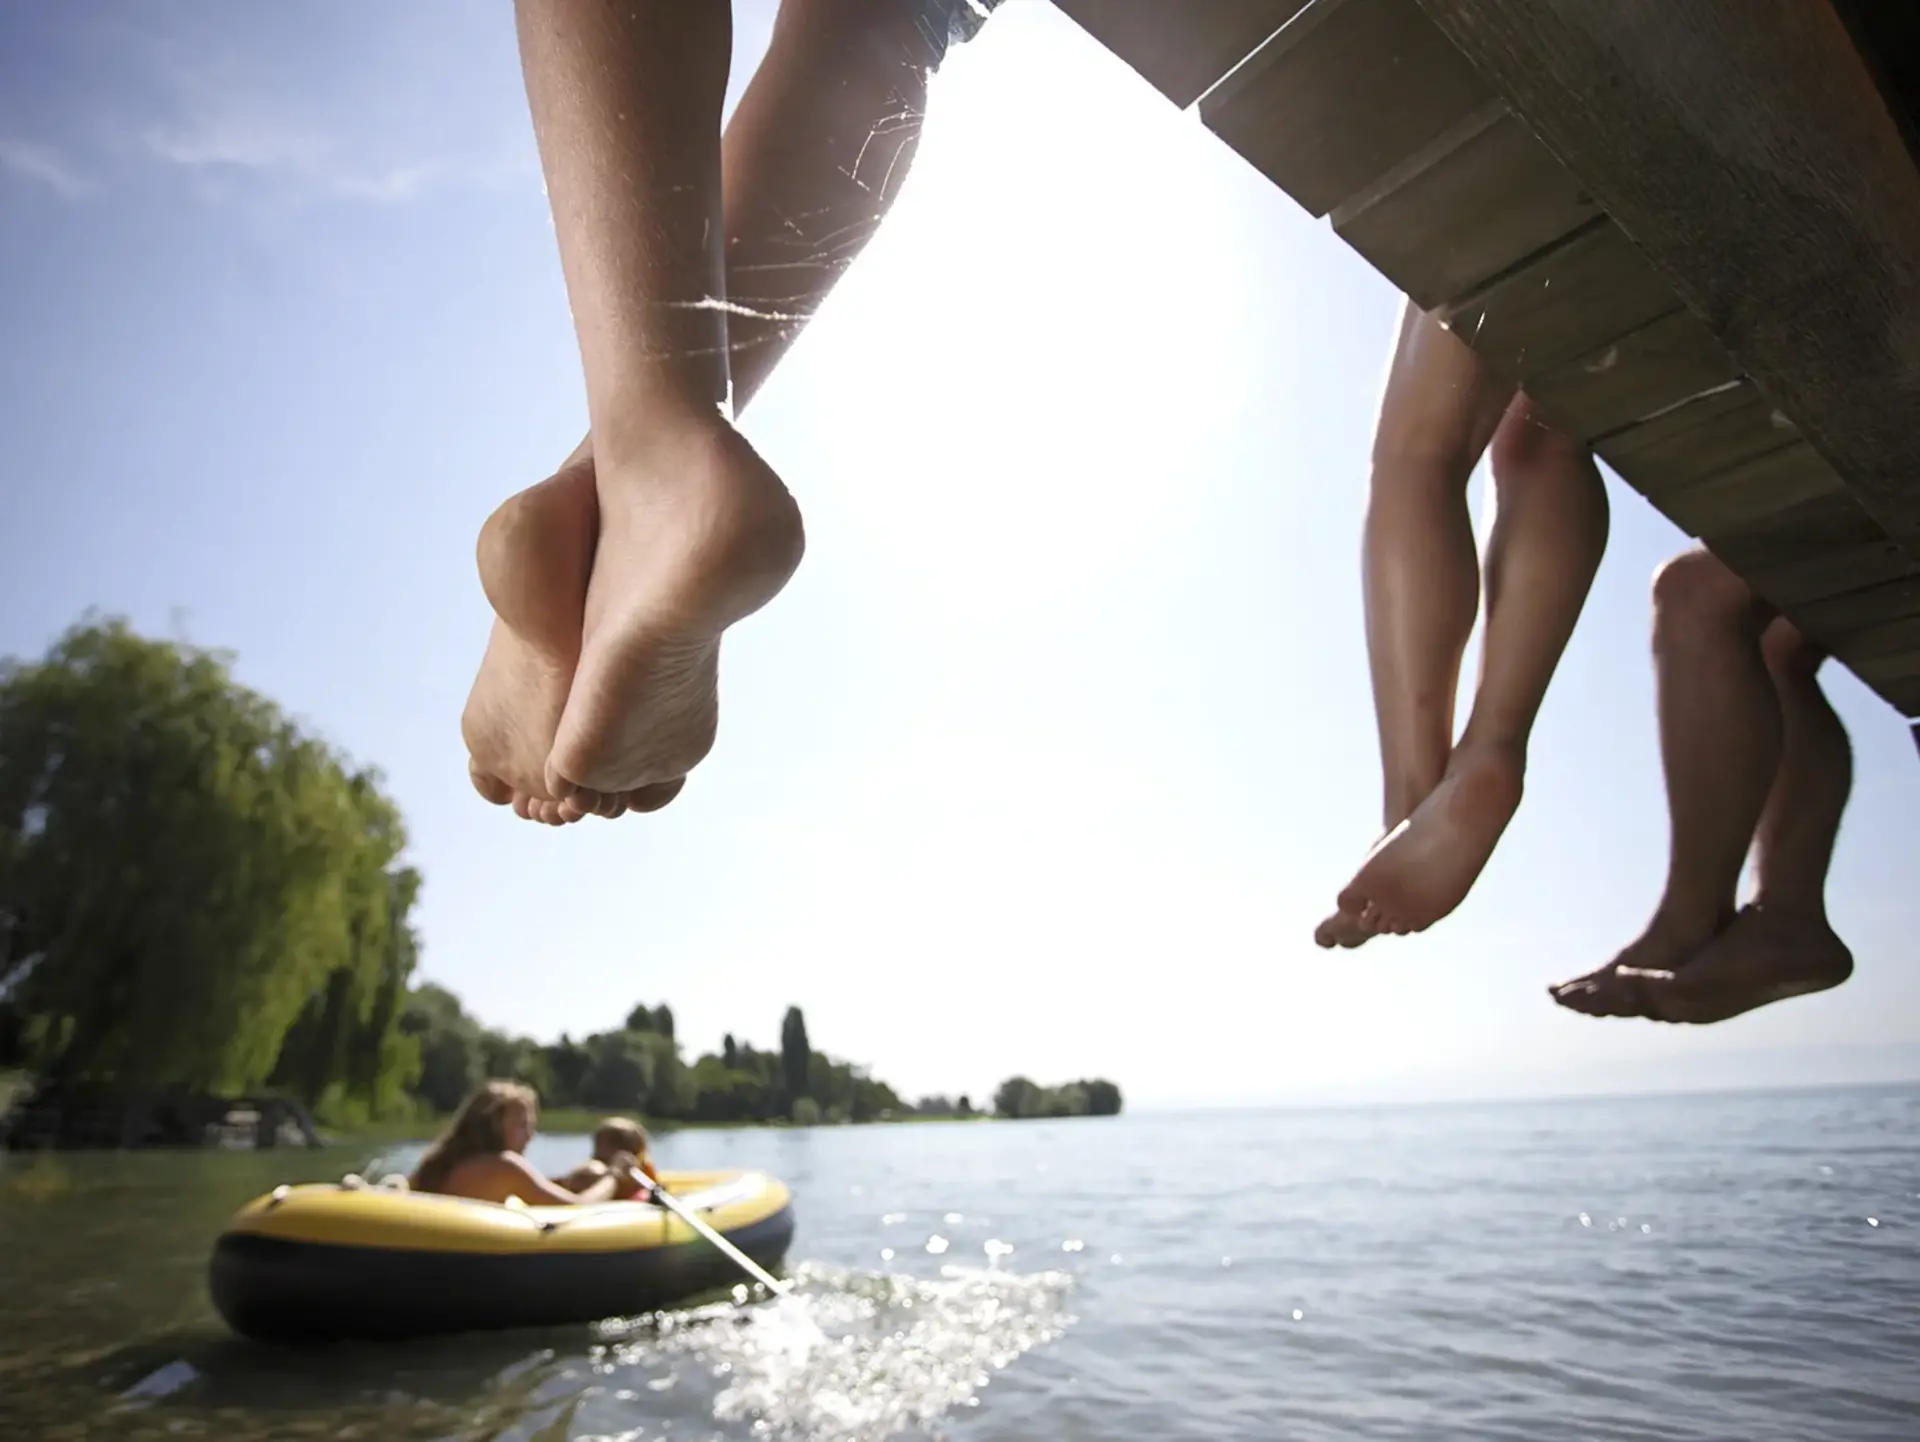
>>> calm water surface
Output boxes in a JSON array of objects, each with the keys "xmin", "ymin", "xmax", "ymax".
[{"xmin": 2, "ymin": 1086, "xmax": 1916, "ymax": 1441}]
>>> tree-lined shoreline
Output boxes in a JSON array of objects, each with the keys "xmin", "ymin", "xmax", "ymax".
[{"xmin": 0, "ymin": 619, "xmax": 1120, "ymax": 1138}]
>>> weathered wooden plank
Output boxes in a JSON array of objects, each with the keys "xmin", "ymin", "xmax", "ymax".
[
  {"xmin": 1051, "ymin": 0, "xmax": 1309, "ymax": 109},
  {"xmin": 1792, "ymin": 575, "xmax": 1920, "ymax": 644},
  {"xmin": 1435, "ymin": 219, "xmax": 1681, "ymax": 382},
  {"xmin": 1201, "ymin": 0, "xmax": 1494, "ymax": 218},
  {"xmin": 1706, "ymin": 488, "xmax": 1919, "ymax": 609},
  {"xmin": 1594, "ymin": 380, "xmax": 1801, "ymax": 499},
  {"xmin": 1331, "ymin": 101, "xmax": 1600, "ymax": 311},
  {"xmin": 1837, "ymin": 612, "xmax": 1920, "ymax": 666},
  {"xmin": 1412, "ymin": 0, "xmax": 1920, "ymax": 557},
  {"xmin": 1881, "ymin": 677, "xmax": 1920, "ymax": 718},
  {"xmin": 1655, "ymin": 443, "xmax": 1849, "ymax": 541},
  {"xmin": 1850, "ymin": 649, "xmax": 1920, "ymax": 696},
  {"xmin": 1524, "ymin": 307, "xmax": 1740, "ymax": 444},
  {"xmin": 1709, "ymin": 490, "xmax": 1892, "ymax": 568},
  {"xmin": 1831, "ymin": 607, "xmax": 1920, "ymax": 715},
  {"xmin": 1747, "ymin": 543, "xmax": 1920, "ymax": 611}
]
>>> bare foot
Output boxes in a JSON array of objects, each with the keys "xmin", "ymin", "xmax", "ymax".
[
  {"xmin": 1547, "ymin": 908, "xmax": 1724, "ymax": 1018},
  {"xmin": 461, "ymin": 461, "xmax": 686, "ymax": 824},
  {"xmin": 1609, "ymin": 904, "xmax": 1852, "ymax": 1024},
  {"xmin": 1320, "ymin": 740, "xmax": 1525, "ymax": 943},
  {"xmin": 1313, "ymin": 908, "xmax": 1380, "ymax": 949},
  {"xmin": 545, "ymin": 419, "xmax": 804, "ymax": 801}
]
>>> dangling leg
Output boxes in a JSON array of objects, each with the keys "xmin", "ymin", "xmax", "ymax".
[
  {"xmin": 1552, "ymin": 551, "xmax": 1795, "ymax": 1015},
  {"xmin": 1333, "ymin": 393, "xmax": 1607, "ymax": 936},
  {"xmin": 466, "ymin": 1, "xmax": 943, "ymax": 820},
  {"xmin": 1316, "ymin": 304, "xmax": 1515, "ymax": 947}
]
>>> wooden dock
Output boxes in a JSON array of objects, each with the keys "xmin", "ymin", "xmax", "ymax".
[
  {"xmin": 2, "ymin": 1083, "xmax": 325, "ymax": 1151},
  {"xmin": 1053, "ymin": 0, "xmax": 1920, "ymax": 753}
]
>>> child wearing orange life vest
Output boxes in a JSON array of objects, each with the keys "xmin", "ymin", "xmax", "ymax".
[{"xmin": 556, "ymin": 1116, "xmax": 660, "ymax": 1199}]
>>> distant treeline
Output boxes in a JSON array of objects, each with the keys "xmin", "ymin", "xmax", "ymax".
[
  {"xmin": 409, "ymin": 989, "xmax": 906, "ymax": 1125},
  {"xmin": 405, "ymin": 987, "xmax": 1122, "ymax": 1125},
  {"xmin": 0, "ymin": 619, "xmax": 1121, "ymax": 1129}
]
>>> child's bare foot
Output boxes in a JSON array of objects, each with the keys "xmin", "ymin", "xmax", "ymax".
[
  {"xmin": 1563, "ymin": 904, "xmax": 1852, "ymax": 1024},
  {"xmin": 544, "ymin": 419, "xmax": 804, "ymax": 803},
  {"xmin": 1317, "ymin": 739, "xmax": 1525, "ymax": 944},
  {"xmin": 461, "ymin": 461, "xmax": 684, "ymax": 824}
]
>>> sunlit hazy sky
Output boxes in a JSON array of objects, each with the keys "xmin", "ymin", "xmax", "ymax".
[{"xmin": 3, "ymin": 1, "xmax": 1916, "ymax": 1109}]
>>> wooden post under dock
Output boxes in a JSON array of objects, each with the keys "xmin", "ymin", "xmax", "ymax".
[{"xmin": 1051, "ymin": 0, "xmax": 1920, "ymax": 730}]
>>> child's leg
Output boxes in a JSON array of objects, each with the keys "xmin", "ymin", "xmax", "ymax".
[
  {"xmin": 464, "ymin": 0, "xmax": 950, "ymax": 822},
  {"xmin": 1314, "ymin": 302, "xmax": 1514, "ymax": 947},
  {"xmin": 1328, "ymin": 394, "xmax": 1607, "ymax": 939}
]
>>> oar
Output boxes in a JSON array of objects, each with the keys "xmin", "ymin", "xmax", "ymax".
[{"xmin": 633, "ymin": 1171, "xmax": 789, "ymax": 1296}]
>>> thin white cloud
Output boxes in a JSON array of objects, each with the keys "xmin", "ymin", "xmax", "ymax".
[
  {"xmin": 140, "ymin": 114, "xmax": 444, "ymax": 205},
  {"xmin": 0, "ymin": 137, "xmax": 91, "ymax": 198},
  {"xmin": 142, "ymin": 115, "xmax": 328, "ymax": 172}
]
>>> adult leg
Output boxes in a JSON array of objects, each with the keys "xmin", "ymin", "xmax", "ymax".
[
  {"xmin": 1586, "ymin": 617, "xmax": 1855, "ymax": 1022},
  {"xmin": 1552, "ymin": 549, "xmax": 1783, "ymax": 1014},
  {"xmin": 465, "ymin": 1, "xmax": 941, "ymax": 821},
  {"xmin": 1329, "ymin": 394, "xmax": 1608, "ymax": 938}
]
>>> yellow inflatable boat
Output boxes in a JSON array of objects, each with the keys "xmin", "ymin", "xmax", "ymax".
[{"xmin": 209, "ymin": 1169, "xmax": 794, "ymax": 1341}]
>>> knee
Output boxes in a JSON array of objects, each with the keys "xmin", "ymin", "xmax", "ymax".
[
  {"xmin": 1760, "ymin": 616, "xmax": 1826, "ymax": 677},
  {"xmin": 1651, "ymin": 548, "xmax": 1768, "ymax": 638},
  {"xmin": 779, "ymin": 0, "xmax": 939, "ymax": 68},
  {"xmin": 1487, "ymin": 398, "xmax": 1589, "ymax": 480}
]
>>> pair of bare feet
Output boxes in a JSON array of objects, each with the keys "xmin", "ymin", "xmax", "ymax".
[
  {"xmin": 1310, "ymin": 744, "xmax": 1853, "ymax": 1024},
  {"xmin": 1549, "ymin": 903, "xmax": 1853, "ymax": 1025},
  {"xmin": 1316, "ymin": 764, "xmax": 1853, "ymax": 1023},
  {"xmin": 460, "ymin": 419, "xmax": 804, "ymax": 825}
]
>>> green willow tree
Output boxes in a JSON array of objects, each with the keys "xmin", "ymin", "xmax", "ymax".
[{"xmin": 0, "ymin": 618, "xmax": 421, "ymax": 1112}]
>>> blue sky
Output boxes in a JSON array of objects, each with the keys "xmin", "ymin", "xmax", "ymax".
[{"xmin": 3, "ymin": 1, "xmax": 1916, "ymax": 1108}]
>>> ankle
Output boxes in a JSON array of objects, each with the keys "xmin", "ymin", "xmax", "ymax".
[
  {"xmin": 1382, "ymin": 769, "xmax": 1444, "ymax": 827},
  {"xmin": 591, "ymin": 395, "xmax": 737, "ymax": 476},
  {"xmin": 1645, "ymin": 898, "xmax": 1730, "ymax": 951},
  {"xmin": 1747, "ymin": 890, "xmax": 1829, "ymax": 923},
  {"xmin": 1452, "ymin": 728, "xmax": 1528, "ymax": 767}
]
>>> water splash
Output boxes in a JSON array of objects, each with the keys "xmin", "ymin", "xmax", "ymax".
[{"xmin": 600, "ymin": 1261, "xmax": 1073, "ymax": 1442}]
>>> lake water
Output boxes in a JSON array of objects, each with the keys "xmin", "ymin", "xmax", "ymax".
[{"xmin": 2, "ymin": 1085, "xmax": 1917, "ymax": 1441}]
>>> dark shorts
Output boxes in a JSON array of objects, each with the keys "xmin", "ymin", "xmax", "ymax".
[{"xmin": 911, "ymin": 0, "xmax": 1003, "ymax": 63}]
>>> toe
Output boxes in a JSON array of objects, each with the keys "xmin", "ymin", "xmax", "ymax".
[
  {"xmin": 512, "ymin": 792, "xmax": 538, "ymax": 821},
  {"xmin": 1561, "ymin": 969, "xmax": 1654, "ymax": 1019},
  {"xmin": 1314, "ymin": 908, "xmax": 1376, "ymax": 950},
  {"xmin": 469, "ymin": 765, "xmax": 515, "ymax": 806},
  {"xmin": 626, "ymin": 778, "xmax": 686, "ymax": 814},
  {"xmin": 1551, "ymin": 982, "xmax": 1605, "ymax": 1014}
]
